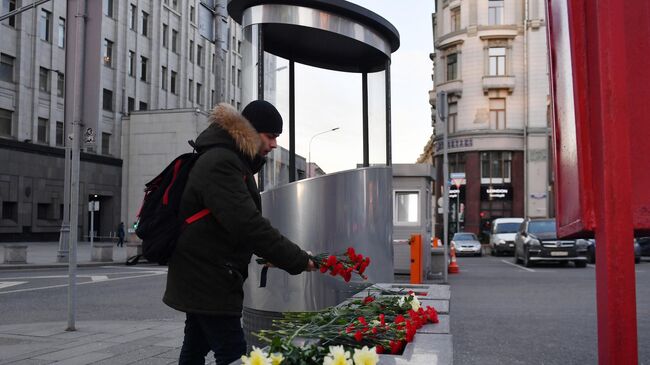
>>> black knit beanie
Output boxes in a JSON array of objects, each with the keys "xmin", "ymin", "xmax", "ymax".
[{"xmin": 242, "ymin": 100, "xmax": 283, "ymax": 134}]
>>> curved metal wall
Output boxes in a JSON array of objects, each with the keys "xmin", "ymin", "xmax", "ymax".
[{"xmin": 243, "ymin": 167, "xmax": 394, "ymax": 312}]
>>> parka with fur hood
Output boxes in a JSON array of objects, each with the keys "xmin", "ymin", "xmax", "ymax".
[{"xmin": 163, "ymin": 103, "xmax": 310, "ymax": 316}]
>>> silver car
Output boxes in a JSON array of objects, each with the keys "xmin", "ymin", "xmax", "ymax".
[{"xmin": 452, "ymin": 232, "xmax": 482, "ymax": 257}]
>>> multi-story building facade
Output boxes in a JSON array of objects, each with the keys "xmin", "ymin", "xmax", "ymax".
[
  {"xmin": 429, "ymin": 0, "xmax": 553, "ymax": 240},
  {"xmin": 0, "ymin": 0, "xmax": 245, "ymax": 241}
]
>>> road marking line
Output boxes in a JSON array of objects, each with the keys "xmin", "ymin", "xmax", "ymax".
[
  {"xmin": 500, "ymin": 259, "xmax": 536, "ymax": 272},
  {"xmin": 0, "ymin": 271, "xmax": 164, "ymax": 280},
  {"xmin": 0, "ymin": 281, "xmax": 27, "ymax": 289},
  {"xmin": 0, "ymin": 272, "xmax": 165, "ymax": 295},
  {"xmin": 90, "ymin": 275, "xmax": 109, "ymax": 281}
]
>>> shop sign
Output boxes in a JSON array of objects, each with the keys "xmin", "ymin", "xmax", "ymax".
[
  {"xmin": 435, "ymin": 138, "xmax": 473, "ymax": 152},
  {"xmin": 481, "ymin": 185, "xmax": 512, "ymax": 200}
]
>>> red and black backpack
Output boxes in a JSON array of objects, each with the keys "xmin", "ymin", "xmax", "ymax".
[{"xmin": 126, "ymin": 141, "xmax": 227, "ymax": 265}]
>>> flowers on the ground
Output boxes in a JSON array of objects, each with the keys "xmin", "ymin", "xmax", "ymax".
[
  {"xmin": 323, "ymin": 345, "xmax": 352, "ymax": 365},
  {"xmin": 352, "ymin": 346, "xmax": 379, "ymax": 365},
  {"xmin": 270, "ymin": 352, "xmax": 284, "ymax": 365},
  {"xmin": 244, "ymin": 288, "xmax": 440, "ymax": 364},
  {"xmin": 241, "ymin": 346, "xmax": 272, "ymax": 365}
]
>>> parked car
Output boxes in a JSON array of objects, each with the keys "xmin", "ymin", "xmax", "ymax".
[
  {"xmin": 514, "ymin": 218, "xmax": 588, "ymax": 268},
  {"xmin": 452, "ymin": 232, "xmax": 482, "ymax": 256},
  {"xmin": 582, "ymin": 238, "xmax": 642, "ymax": 264},
  {"xmin": 489, "ymin": 217, "xmax": 524, "ymax": 256},
  {"xmin": 638, "ymin": 237, "xmax": 650, "ymax": 257}
]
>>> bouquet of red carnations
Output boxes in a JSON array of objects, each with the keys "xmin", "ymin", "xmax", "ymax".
[{"xmin": 311, "ymin": 247, "xmax": 371, "ymax": 282}]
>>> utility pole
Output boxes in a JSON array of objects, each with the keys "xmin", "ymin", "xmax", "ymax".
[
  {"xmin": 63, "ymin": 0, "xmax": 87, "ymax": 332},
  {"xmin": 437, "ymin": 91, "xmax": 448, "ymax": 283}
]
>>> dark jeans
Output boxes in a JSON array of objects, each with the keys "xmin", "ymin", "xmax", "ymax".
[{"xmin": 179, "ymin": 313, "xmax": 247, "ymax": 365}]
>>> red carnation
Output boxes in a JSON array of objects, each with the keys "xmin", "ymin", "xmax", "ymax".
[
  {"xmin": 363, "ymin": 296, "xmax": 375, "ymax": 304},
  {"xmin": 375, "ymin": 345, "xmax": 385, "ymax": 354},
  {"xmin": 354, "ymin": 330, "xmax": 363, "ymax": 342}
]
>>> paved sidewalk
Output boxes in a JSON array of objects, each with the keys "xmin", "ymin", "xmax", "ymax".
[{"xmin": 1, "ymin": 241, "xmax": 134, "ymax": 270}]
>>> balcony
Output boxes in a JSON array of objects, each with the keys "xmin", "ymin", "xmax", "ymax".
[{"xmin": 482, "ymin": 75, "xmax": 515, "ymax": 93}]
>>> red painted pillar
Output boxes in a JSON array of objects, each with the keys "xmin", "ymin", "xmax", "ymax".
[{"xmin": 586, "ymin": 1, "xmax": 638, "ymax": 363}]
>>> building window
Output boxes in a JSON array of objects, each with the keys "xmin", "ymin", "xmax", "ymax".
[
  {"xmin": 212, "ymin": 54, "xmax": 217, "ymax": 74},
  {"xmin": 448, "ymin": 101, "xmax": 458, "ymax": 134},
  {"xmin": 211, "ymin": 89, "xmax": 215, "ymax": 106},
  {"xmin": 4, "ymin": 0, "xmax": 16, "ymax": 27},
  {"xmin": 237, "ymin": 40, "xmax": 242, "ymax": 54},
  {"xmin": 236, "ymin": 101, "xmax": 241, "ymax": 110},
  {"xmin": 190, "ymin": 6, "xmax": 195, "ymax": 23},
  {"xmin": 189, "ymin": 40, "xmax": 194, "ymax": 63},
  {"xmin": 449, "ymin": 153, "xmax": 466, "ymax": 173},
  {"xmin": 129, "ymin": 4, "xmax": 136, "ymax": 30},
  {"xmin": 140, "ymin": 56, "xmax": 148, "ymax": 82},
  {"xmin": 56, "ymin": 72, "xmax": 64, "ymax": 97},
  {"xmin": 489, "ymin": 47, "xmax": 506, "ymax": 76},
  {"xmin": 0, "ymin": 108, "xmax": 12, "ymax": 137},
  {"xmin": 171, "ymin": 71, "xmax": 177, "ymax": 94},
  {"xmin": 489, "ymin": 98, "xmax": 506, "ymax": 129},
  {"xmin": 237, "ymin": 69, "xmax": 241, "ymax": 87},
  {"xmin": 188, "ymin": 79, "xmax": 194, "ymax": 102},
  {"xmin": 161, "ymin": 66, "xmax": 167, "ymax": 90},
  {"xmin": 172, "ymin": 30, "xmax": 178, "ymax": 53},
  {"xmin": 37, "ymin": 118, "xmax": 49, "ymax": 144},
  {"xmin": 141, "ymin": 11, "xmax": 149, "ymax": 36},
  {"xmin": 57, "ymin": 17, "xmax": 65, "ymax": 48},
  {"xmin": 103, "ymin": 0, "xmax": 113, "ymax": 18},
  {"xmin": 128, "ymin": 50, "xmax": 135, "ymax": 76},
  {"xmin": 0, "ymin": 53, "xmax": 15, "ymax": 83},
  {"xmin": 196, "ymin": 83, "xmax": 203, "ymax": 105},
  {"xmin": 394, "ymin": 191, "xmax": 420, "ymax": 225},
  {"xmin": 103, "ymin": 39, "xmax": 113, "ymax": 67},
  {"xmin": 39, "ymin": 9, "xmax": 51, "ymax": 42},
  {"xmin": 101, "ymin": 132, "xmax": 110, "ymax": 155},
  {"xmin": 139, "ymin": 101, "xmax": 148, "ymax": 110},
  {"xmin": 55, "ymin": 121, "xmax": 64, "ymax": 146},
  {"xmin": 450, "ymin": 7, "xmax": 460, "ymax": 32},
  {"xmin": 488, "ymin": 0, "xmax": 504, "ymax": 25},
  {"xmin": 446, "ymin": 53, "xmax": 458, "ymax": 81},
  {"xmin": 162, "ymin": 24, "xmax": 168, "ymax": 48},
  {"xmin": 39, "ymin": 67, "xmax": 50, "ymax": 92},
  {"xmin": 128, "ymin": 97, "xmax": 134, "ymax": 112},
  {"xmin": 2, "ymin": 201, "xmax": 17, "ymax": 221},
  {"xmin": 197, "ymin": 45, "xmax": 203, "ymax": 67},
  {"xmin": 231, "ymin": 65, "xmax": 235, "ymax": 85},
  {"xmin": 481, "ymin": 151, "xmax": 512, "ymax": 184},
  {"xmin": 102, "ymin": 88, "xmax": 113, "ymax": 111},
  {"xmin": 172, "ymin": 0, "xmax": 178, "ymax": 9},
  {"xmin": 37, "ymin": 203, "xmax": 52, "ymax": 220}
]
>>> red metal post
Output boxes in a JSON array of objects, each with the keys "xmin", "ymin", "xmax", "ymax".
[{"xmin": 587, "ymin": 1, "xmax": 638, "ymax": 363}]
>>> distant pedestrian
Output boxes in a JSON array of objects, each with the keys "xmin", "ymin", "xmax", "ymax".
[{"xmin": 117, "ymin": 222, "xmax": 125, "ymax": 247}]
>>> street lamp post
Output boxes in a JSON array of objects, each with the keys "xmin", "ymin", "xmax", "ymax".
[{"xmin": 308, "ymin": 127, "xmax": 340, "ymax": 177}]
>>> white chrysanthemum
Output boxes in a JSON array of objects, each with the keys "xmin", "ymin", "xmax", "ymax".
[
  {"xmin": 241, "ymin": 346, "xmax": 271, "ymax": 365},
  {"xmin": 410, "ymin": 295, "xmax": 421, "ymax": 311},
  {"xmin": 397, "ymin": 296, "xmax": 406, "ymax": 307},
  {"xmin": 353, "ymin": 346, "xmax": 379, "ymax": 365},
  {"xmin": 323, "ymin": 345, "xmax": 352, "ymax": 365},
  {"xmin": 270, "ymin": 352, "xmax": 284, "ymax": 365},
  {"xmin": 370, "ymin": 319, "xmax": 381, "ymax": 326}
]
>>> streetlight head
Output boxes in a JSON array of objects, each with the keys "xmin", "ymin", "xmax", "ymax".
[{"xmin": 332, "ymin": 127, "xmax": 340, "ymax": 131}]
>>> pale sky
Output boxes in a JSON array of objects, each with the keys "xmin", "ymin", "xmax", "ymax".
[{"xmin": 272, "ymin": 0, "xmax": 435, "ymax": 174}]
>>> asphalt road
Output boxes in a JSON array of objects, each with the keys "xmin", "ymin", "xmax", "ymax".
[
  {"xmin": 0, "ymin": 265, "xmax": 183, "ymax": 325},
  {"xmin": 449, "ymin": 254, "xmax": 650, "ymax": 365}
]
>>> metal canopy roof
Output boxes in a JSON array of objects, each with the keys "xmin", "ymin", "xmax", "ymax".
[{"xmin": 227, "ymin": 0, "xmax": 400, "ymax": 72}]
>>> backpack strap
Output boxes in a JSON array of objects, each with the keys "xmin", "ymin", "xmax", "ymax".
[{"xmin": 184, "ymin": 208, "xmax": 210, "ymax": 225}]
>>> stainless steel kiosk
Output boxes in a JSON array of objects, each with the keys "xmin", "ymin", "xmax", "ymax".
[{"xmin": 226, "ymin": 0, "xmax": 401, "ymax": 347}]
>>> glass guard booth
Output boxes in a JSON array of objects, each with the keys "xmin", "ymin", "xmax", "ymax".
[{"xmin": 227, "ymin": 0, "xmax": 400, "ymax": 347}]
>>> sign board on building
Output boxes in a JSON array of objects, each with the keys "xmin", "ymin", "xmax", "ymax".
[
  {"xmin": 88, "ymin": 201, "xmax": 100, "ymax": 212},
  {"xmin": 480, "ymin": 185, "xmax": 512, "ymax": 201}
]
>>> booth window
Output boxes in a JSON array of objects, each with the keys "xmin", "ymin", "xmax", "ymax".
[
  {"xmin": 489, "ymin": 98, "xmax": 506, "ymax": 129},
  {"xmin": 394, "ymin": 191, "xmax": 420, "ymax": 225}
]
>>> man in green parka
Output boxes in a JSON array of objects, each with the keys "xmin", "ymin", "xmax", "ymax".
[{"xmin": 163, "ymin": 100, "xmax": 316, "ymax": 365}]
